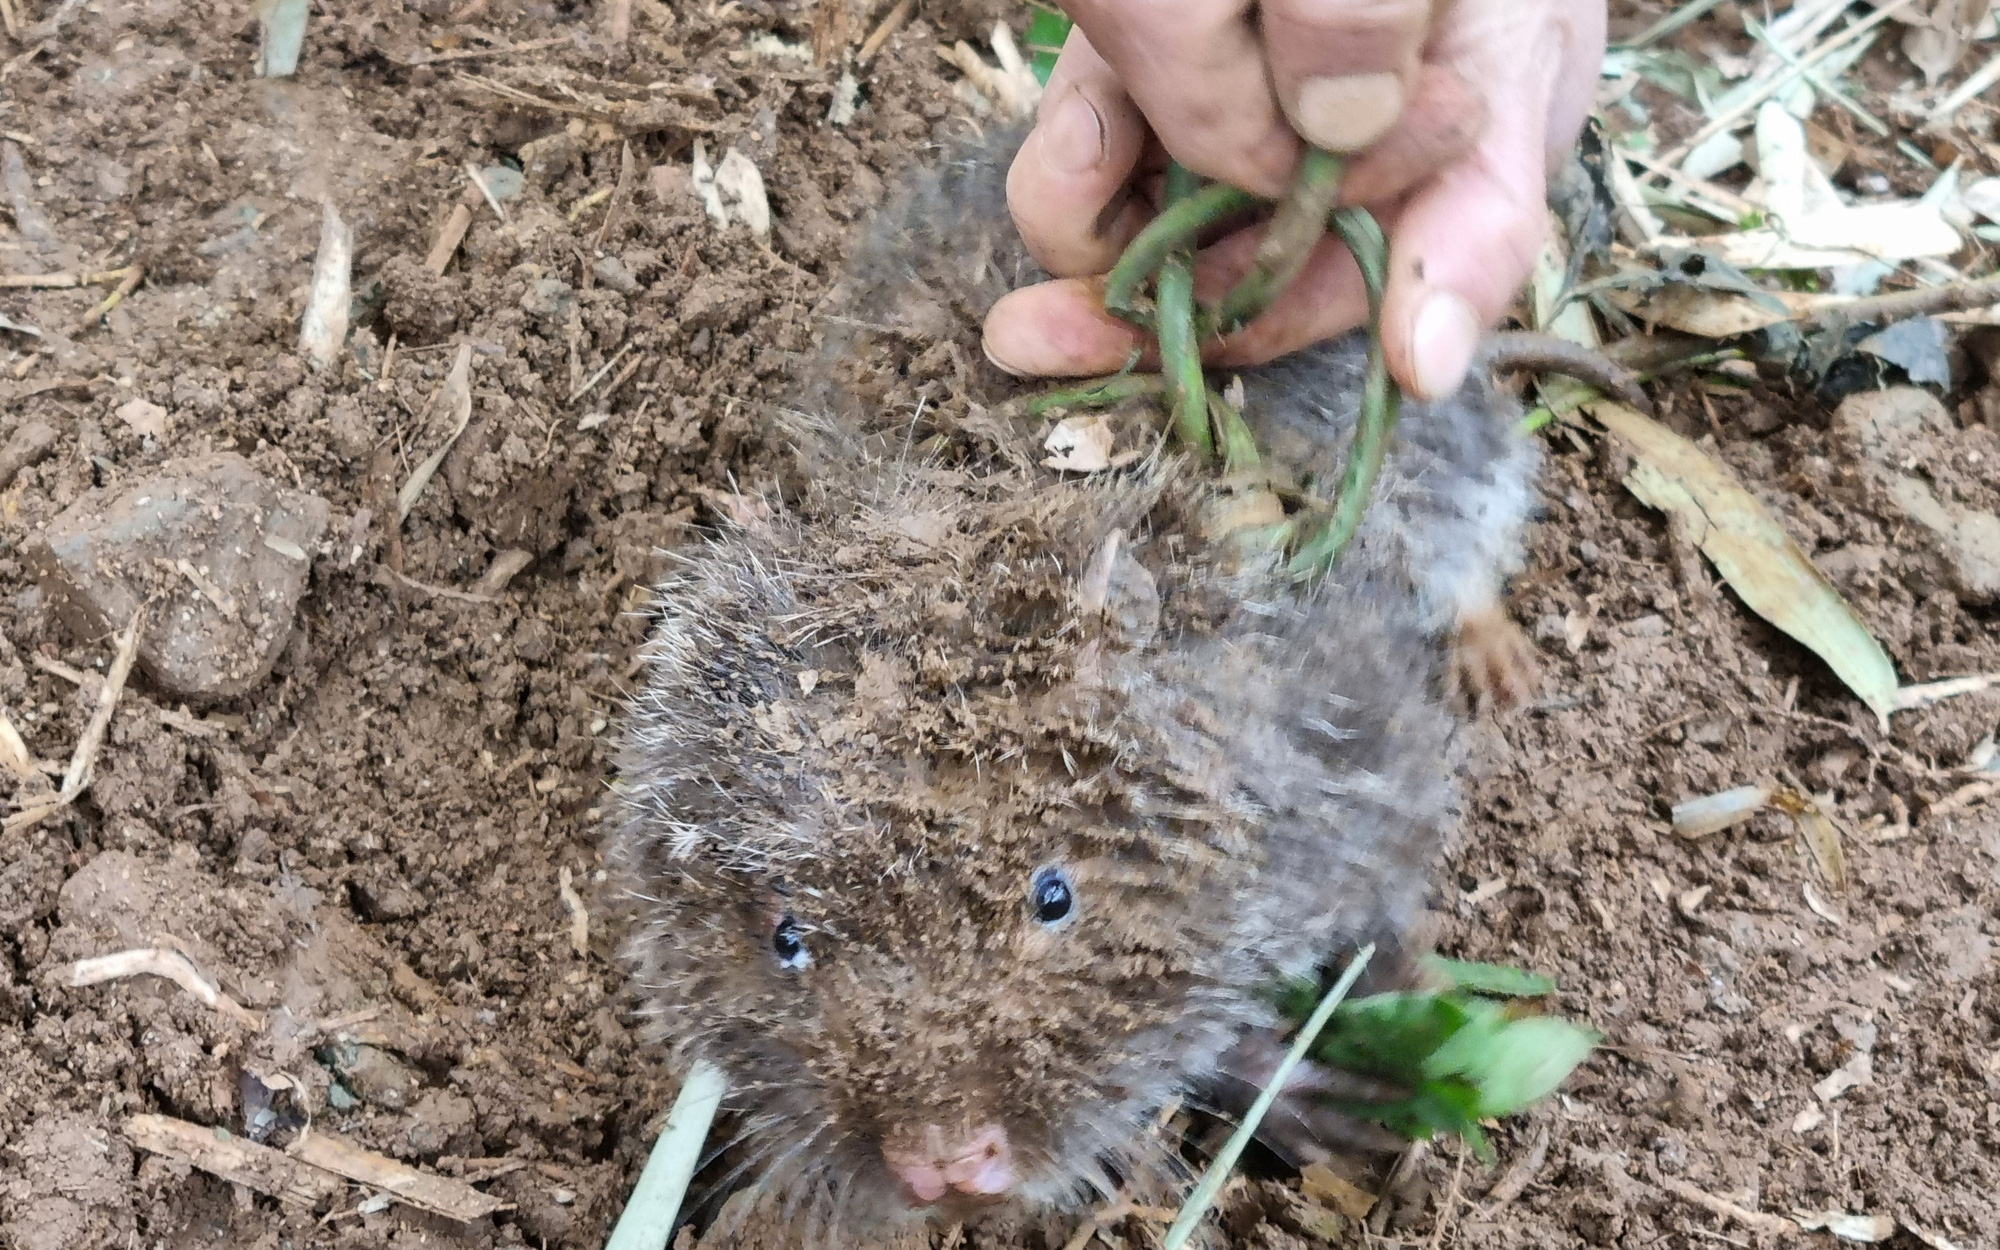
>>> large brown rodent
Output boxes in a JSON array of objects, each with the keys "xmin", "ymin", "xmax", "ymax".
[{"xmin": 608, "ymin": 125, "xmax": 1540, "ymax": 1236}]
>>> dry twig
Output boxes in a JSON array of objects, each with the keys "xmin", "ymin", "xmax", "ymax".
[
  {"xmin": 857, "ymin": 0, "xmax": 913, "ymax": 62},
  {"xmin": 57, "ymin": 947, "xmax": 264, "ymax": 1030},
  {"xmin": 5, "ymin": 606, "xmax": 145, "ymax": 832},
  {"xmin": 1658, "ymin": 1177, "xmax": 1801, "ymax": 1237},
  {"xmin": 64, "ymin": 264, "xmax": 143, "ymax": 337}
]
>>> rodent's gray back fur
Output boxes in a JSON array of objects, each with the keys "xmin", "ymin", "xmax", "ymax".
[{"xmin": 608, "ymin": 121, "xmax": 1538, "ymax": 1233}]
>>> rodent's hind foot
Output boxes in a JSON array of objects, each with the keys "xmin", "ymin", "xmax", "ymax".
[{"xmin": 1448, "ymin": 605, "xmax": 1541, "ymax": 717}]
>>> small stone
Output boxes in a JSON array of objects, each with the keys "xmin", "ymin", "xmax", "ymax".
[
  {"xmin": 320, "ymin": 1041, "xmax": 420, "ymax": 1110},
  {"xmin": 114, "ymin": 398, "xmax": 167, "ymax": 439},
  {"xmin": 26, "ymin": 454, "xmax": 330, "ymax": 700},
  {"xmin": 592, "ymin": 255, "xmax": 641, "ymax": 294},
  {"xmin": 678, "ymin": 273, "xmax": 761, "ymax": 331},
  {"xmin": 518, "ymin": 131, "xmax": 580, "ymax": 189},
  {"xmin": 520, "ymin": 277, "xmax": 575, "ymax": 324}
]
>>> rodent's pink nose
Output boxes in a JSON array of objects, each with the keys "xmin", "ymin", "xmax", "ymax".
[{"xmin": 882, "ymin": 1123, "xmax": 1016, "ymax": 1205}]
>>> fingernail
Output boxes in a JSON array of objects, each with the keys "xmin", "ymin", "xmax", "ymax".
[
  {"xmin": 982, "ymin": 328, "xmax": 1031, "ymax": 377},
  {"xmin": 1411, "ymin": 290, "xmax": 1481, "ymax": 400},
  {"xmin": 1037, "ymin": 87, "xmax": 1105, "ymax": 177},
  {"xmin": 1290, "ymin": 72, "xmax": 1404, "ymax": 152}
]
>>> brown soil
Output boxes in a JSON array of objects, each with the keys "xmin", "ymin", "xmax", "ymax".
[{"xmin": 0, "ymin": 1, "xmax": 1995, "ymax": 1249}]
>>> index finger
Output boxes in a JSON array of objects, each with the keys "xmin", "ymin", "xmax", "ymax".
[{"xmin": 1063, "ymin": 0, "xmax": 1301, "ymax": 196}]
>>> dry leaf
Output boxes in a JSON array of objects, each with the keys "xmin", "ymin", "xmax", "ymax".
[
  {"xmin": 1774, "ymin": 787, "xmax": 1849, "ymax": 892},
  {"xmin": 1042, "ymin": 414, "xmax": 1115, "ymax": 473},
  {"xmin": 1796, "ymin": 1211, "xmax": 1896, "ymax": 1242},
  {"xmin": 714, "ymin": 149, "xmax": 770, "ymax": 241},
  {"xmin": 396, "ymin": 343, "xmax": 474, "ymax": 523},
  {"xmin": 1590, "ymin": 401, "xmax": 1900, "ymax": 729},
  {"xmin": 1300, "ymin": 1163, "xmax": 1376, "ymax": 1220},
  {"xmin": 298, "ymin": 200, "xmax": 351, "ymax": 371}
]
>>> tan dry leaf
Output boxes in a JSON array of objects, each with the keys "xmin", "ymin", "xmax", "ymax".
[
  {"xmin": 1600, "ymin": 284, "xmax": 1813, "ymax": 338},
  {"xmin": 1795, "ymin": 1211, "xmax": 1897, "ymax": 1243},
  {"xmin": 1042, "ymin": 414, "xmax": 1115, "ymax": 473},
  {"xmin": 396, "ymin": 343, "xmax": 475, "ymax": 523},
  {"xmin": 1589, "ymin": 401, "xmax": 1900, "ymax": 729},
  {"xmin": 1774, "ymin": 787, "xmax": 1850, "ymax": 893},
  {"xmin": 1299, "ymin": 1163, "xmax": 1376, "ymax": 1220}
]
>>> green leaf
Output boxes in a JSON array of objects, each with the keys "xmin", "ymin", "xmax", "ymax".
[
  {"xmin": 1311, "ymin": 993, "xmax": 1473, "ymax": 1084},
  {"xmin": 1419, "ymin": 956, "xmax": 1557, "ymax": 998},
  {"xmin": 1467, "ymin": 1017, "xmax": 1599, "ymax": 1117},
  {"xmin": 1023, "ymin": 4, "xmax": 1071, "ymax": 85}
]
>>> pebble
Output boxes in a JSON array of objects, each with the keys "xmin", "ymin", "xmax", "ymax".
[{"xmin": 27, "ymin": 454, "xmax": 330, "ymax": 700}]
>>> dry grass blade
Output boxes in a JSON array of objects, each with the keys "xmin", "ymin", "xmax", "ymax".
[
  {"xmin": 1590, "ymin": 401, "xmax": 1899, "ymax": 729},
  {"xmin": 397, "ymin": 343, "xmax": 475, "ymax": 523},
  {"xmin": 8, "ymin": 606, "xmax": 146, "ymax": 832},
  {"xmin": 1159, "ymin": 945, "xmax": 1375, "ymax": 1250},
  {"xmin": 64, "ymin": 265, "xmax": 143, "ymax": 338},
  {"xmin": 1655, "ymin": 0, "xmax": 1920, "ymax": 168}
]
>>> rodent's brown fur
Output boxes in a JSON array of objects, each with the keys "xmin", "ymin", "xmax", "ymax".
[{"xmin": 609, "ymin": 123, "xmax": 1539, "ymax": 1235}]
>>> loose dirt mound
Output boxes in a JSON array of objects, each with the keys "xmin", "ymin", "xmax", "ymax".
[{"xmin": 0, "ymin": 1, "xmax": 1994, "ymax": 1248}]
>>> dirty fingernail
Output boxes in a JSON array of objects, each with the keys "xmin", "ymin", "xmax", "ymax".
[
  {"xmin": 1290, "ymin": 72, "xmax": 1404, "ymax": 152},
  {"xmin": 1037, "ymin": 87, "xmax": 1106, "ymax": 177},
  {"xmin": 1411, "ymin": 290, "xmax": 1481, "ymax": 400}
]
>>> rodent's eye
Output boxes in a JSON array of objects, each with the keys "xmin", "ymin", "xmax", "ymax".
[
  {"xmin": 772, "ymin": 916, "xmax": 811, "ymax": 970},
  {"xmin": 1029, "ymin": 867, "xmax": 1074, "ymax": 927}
]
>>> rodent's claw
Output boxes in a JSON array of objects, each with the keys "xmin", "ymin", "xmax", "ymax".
[
  {"xmin": 1448, "ymin": 605, "xmax": 1541, "ymax": 717},
  {"xmin": 1210, "ymin": 1033, "xmax": 1413, "ymax": 1165}
]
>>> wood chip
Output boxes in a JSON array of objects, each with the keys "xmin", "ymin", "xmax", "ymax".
[
  {"xmin": 291, "ymin": 1131, "xmax": 509, "ymax": 1222},
  {"xmin": 557, "ymin": 866, "xmax": 589, "ymax": 957},
  {"xmin": 425, "ymin": 203, "xmax": 474, "ymax": 276},
  {"xmin": 126, "ymin": 1115, "xmax": 346, "ymax": 1208}
]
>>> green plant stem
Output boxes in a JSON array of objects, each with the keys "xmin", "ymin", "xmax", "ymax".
[
  {"xmin": 603, "ymin": 1060, "xmax": 727, "ymax": 1250},
  {"xmin": 1159, "ymin": 945, "xmax": 1376, "ymax": 1250},
  {"xmin": 1206, "ymin": 387, "xmax": 1260, "ymax": 474},
  {"xmin": 1103, "ymin": 183, "xmax": 1262, "ymax": 328},
  {"xmin": 1287, "ymin": 206, "xmax": 1398, "ymax": 580},
  {"xmin": 1157, "ymin": 164, "xmax": 1212, "ymax": 459},
  {"xmin": 1022, "ymin": 373, "xmax": 1166, "ymax": 417},
  {"xmin": 1206, "ymin": 148, "xmax": 1346, "ymax": 337}
]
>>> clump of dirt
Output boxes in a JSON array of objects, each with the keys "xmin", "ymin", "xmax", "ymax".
[{"xmin": 0, "ymin": 0, "xmax": 1995, "ymax": 1249}]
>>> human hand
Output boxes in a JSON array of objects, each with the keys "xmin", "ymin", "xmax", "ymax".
[{"xmin": 982, "ymin": 0, "xmax": 1606, "ymax": 401}]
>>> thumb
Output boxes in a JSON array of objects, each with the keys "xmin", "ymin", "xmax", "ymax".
[{"xmin": 1379, "ymin": 139, "xmax": 1549, "ymax": 401}]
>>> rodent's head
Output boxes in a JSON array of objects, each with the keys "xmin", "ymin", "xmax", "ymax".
[
  {"xmin": 622, "ymin": 732, "xmax": 1269, "ymax": 1226},
  {"xmin": 612, "ymin": 484, "xmax": 1449, "ymax": 1230}
]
